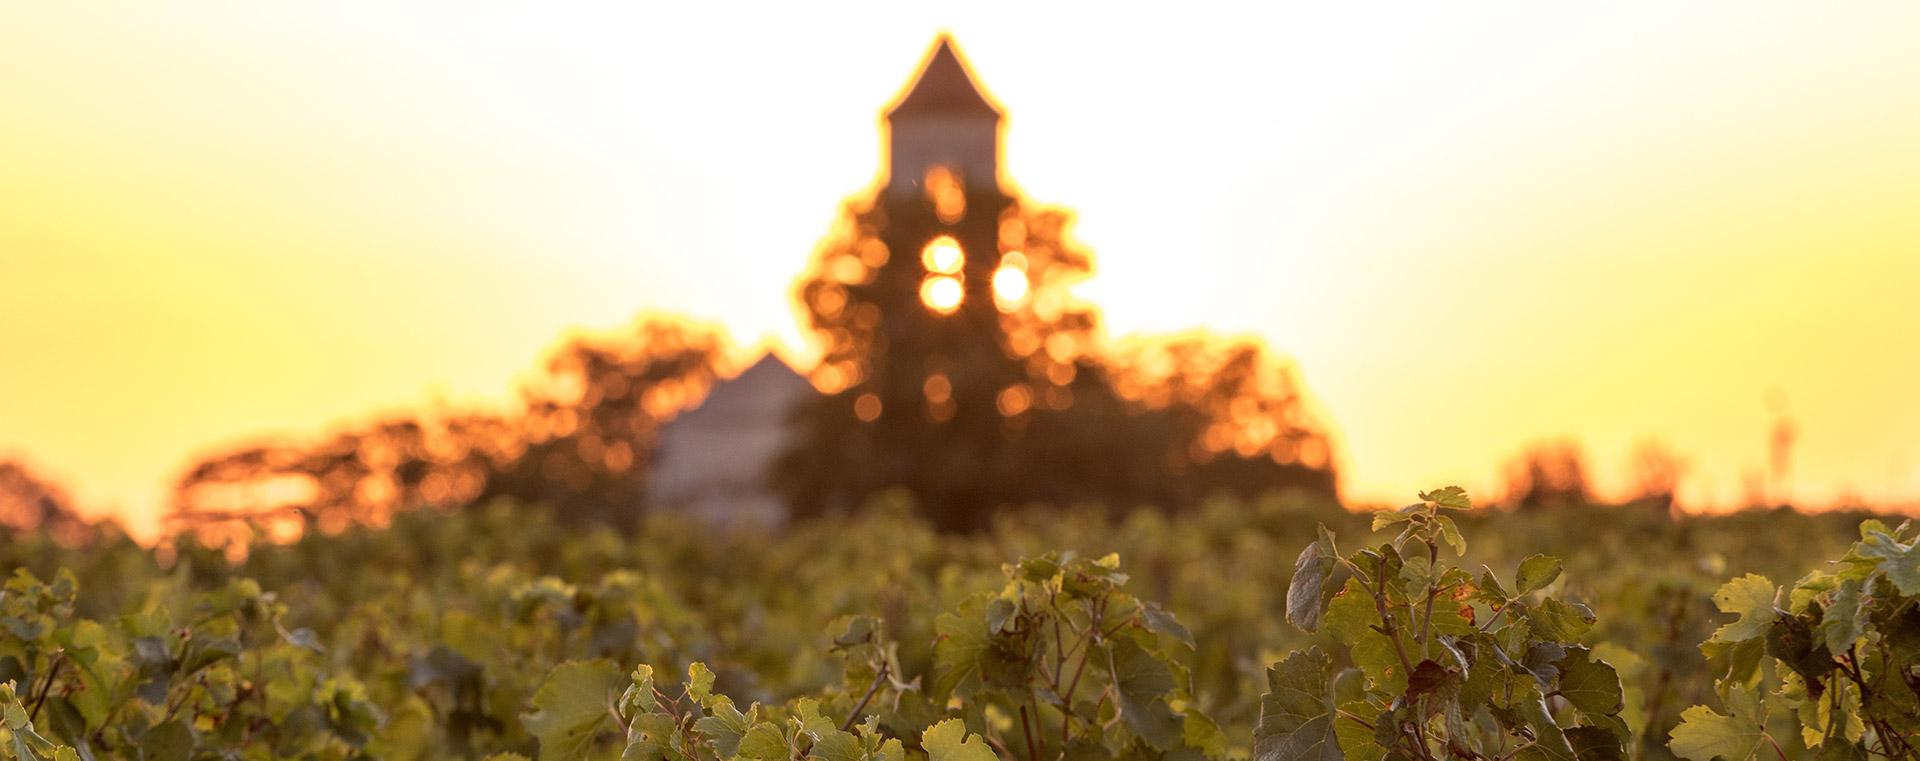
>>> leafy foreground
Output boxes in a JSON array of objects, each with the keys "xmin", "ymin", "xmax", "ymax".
[{"xmin": 1, "ymin": 491, "xmax": 1917, "ymax": 760}]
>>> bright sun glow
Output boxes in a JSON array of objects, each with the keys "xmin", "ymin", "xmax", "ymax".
[
  {"xmin": 992, "ymin": 266, "xmax": 1028, "ymax": 307},
  {"xmin": 922, "ymin": 237, "xmax": 963, "ymax": 274},
  {"xmin": 921, "ymin": 276, "xmax": 963, "ymax": 313}
]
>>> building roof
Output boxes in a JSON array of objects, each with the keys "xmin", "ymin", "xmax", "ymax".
[
  {"xmin": 648, "ymin": 352, "xmax": 818, "ymax": 527},
  {"xmin": 886, "ymin": 36, "xmax": 1002, "ymax": 121}
]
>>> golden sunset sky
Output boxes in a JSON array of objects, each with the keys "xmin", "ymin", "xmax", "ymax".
[{"xmin": 4, "ymin": 3, "xmax": 1918, "ymax": 537}]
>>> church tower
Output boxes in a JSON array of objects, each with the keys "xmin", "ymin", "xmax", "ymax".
[
  {"xmin": 780, "ymin": 36, "xmax": 1034, "ymax": 531},
  {"xmin": 869, "ymin": 37, "xmax": 1020, "ymax": 429},
  {"xmin": 884, "ymin": 36, "xmax": 1003, "ymax": 199},
  {"xmin": 872, "ymin": 36, "xmax": 1016, "ymax": 350},
  {"xmin": 781, "ymin": 35, "xmax": 1340, "ymax": 531}
]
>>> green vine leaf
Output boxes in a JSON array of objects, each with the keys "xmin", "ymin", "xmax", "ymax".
[
  {"xmin": 920, "ymin": 719, "xmax": 996, "ymax": 761},
  {"xmin": 1527, "ymin": 598, "xmax": 1596, "ymax": 642},
  {"xmin": 140, "ymin": 720, "xmax": 194, "ymax": 761},
  {"xmin": 1555, "ymin": 647, "xmax": 1624, "ymax": 717},
  {"xmin": 1285, "ymin": 527, "xmax": 1339, "ymax": 633},
  {"xmin": 1434, "ymin": 515, "xmax": 1466, "ymax": 556},
  {"xmin": 807, "ymin": 731, "xmax": 864, "ymax": 761},
  {"xmin": 1108, "ymin": 636, "xmax": 1183, "ymax": 750},
  {"xmin": 1566, "ymin": 726, "xmax": 1627, "ymax": 761},
  {"xmin": 1253, "ymin": 648, "xmax": 1341, "ymax": 761},
  {"xmin": 1855, "ymin": 530, "xmax": 1920, "ymax": 595},
  {"xmin": 930, "ymin": 600, "xmax": 990, "ymax": 701},
  {"xmin": 693, "ymin": 696, "xmax": 750, "ymax": 759},
  {"xmin": 1419, "ymin": 486, "xmax": 1473, "ymax": 510},
  {"xmin": 524, "ymin": 660, "xmax": 624, "ymax": 761},
  {"xmin": 1709, "ymin": 575, "xmax": 1779, "ymax": 643},
  {"xmin": 1371, "ymin": 505, "xmax": 1418, "ymax": 532},
  {"xmin": 687, "ymin": 663, "xmax": 717, "ymax": 705},
  {"xmin": 620, "ymin": 665, "xmax": 656, "ymax": 716},
  {"xmin": 1819, "ymin": 577, "xmax": 1867, "ymax": 653},
  {"xmin": 1668, "ymin": 686, "xmax": 1769, "ymax": 761},
  {"xmin": 1514, "ymin": 555, "xmax": 1563, "ymax": 596},
  {"xmin": 736, "ymin": 722, "xmax": 789, "ymax": 761}
]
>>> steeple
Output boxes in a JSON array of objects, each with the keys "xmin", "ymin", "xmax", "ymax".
[
  {"xmin": 885, "ymin": 36, "xmax": 1003, "ymax": 198},
  {"xmin": 886, "ymin": 37, "xmax": 1002, "ymax": 120}
]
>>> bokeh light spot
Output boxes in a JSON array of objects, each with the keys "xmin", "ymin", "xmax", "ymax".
[
  {"xmin": 923, "ymin": 372, "xmax": 952, "ymax": 405},
  {"xmin": 996, "ymin": 384, "xmax": 1032, "ymax": 417},
  {"xmin": 921, "ymin": 276, "xmax": 963, "ymax": 313},
  {"xmin": 992, "ymin": 266, "xmax": 1028, "ymax": 308},
  {"xmin": 922, "ymin": 236, "xmax": 963, "ymax": 274},
  {"xmin": 854, "ymin": 393, "xmax": 882, "ymax": 422},
  {"xmin": 924, "ymin": 165, "xmax": 966, "ymax": 224}
]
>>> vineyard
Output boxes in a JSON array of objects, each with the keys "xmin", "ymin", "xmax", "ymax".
[{"xmin": 1, "ymin": 491, "xmax": 1916, "ymax": 761}]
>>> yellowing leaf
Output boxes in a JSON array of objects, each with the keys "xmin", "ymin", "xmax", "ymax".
[
  {"xmin": 1710, "ymin": 575, "xmax": 1779, "ymax": 643},
  {"xmin": 1419, "ymin": 486, "xmax": 1472, "ymax": 510},
  {"xmin": 687, "ymin": 663, "xmax": 716, "ymax": 705},
  {"xmin": 1669, "ymin": 703, "xmax": 1765, "ymax": 761},
  {"xmin": 921, "ymin": 719, "xmax": 995, "ymax": 761},
  {"xmin": 736, "ymin": 721, "xmax": 789, "ymax": 761},
  {"xmin": 693, "ymin": 696, "xmax": 749, "ymax": 759}
]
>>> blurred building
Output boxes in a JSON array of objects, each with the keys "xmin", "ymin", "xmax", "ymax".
[
  {"xmin": 647, "ymin": 353, "xmax": 814, "ymax": 527},
  {"xmin": 647, "ymin": 36, "xmax": 1010, "ymax": 527}
]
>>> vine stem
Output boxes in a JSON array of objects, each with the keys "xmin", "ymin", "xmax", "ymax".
[
  {"xmin": 1762, "ymin": 732, "xmax": 1791, "ymax": 761},
  {"xmin": 1339, "ymin": 558, "xmax": 1379, "ymax": 600},
  {"xmin": 1373, "ymin": 553, "xmax": 1417, "ymax": 680},
  {"xmin": 839, "ymin": 661, "xmax": 890, "ymax": 733},
  {"xmin": 1335, "ymin": 708, "xmax": 1375, "ymax": 730},
  {"xmin": 1017, "ymin": 704, "xmax": 1040, "ymax": 761},
  {"xmin": 1419, "ymin": 540, "xmax": 1438, "ymax": 661},
  {"xmin": 1368, "ymin": 549, "xmax": 1436, "ymax": 761},
  {"xmin": 26, "ymin": 652, "xmax": 64, "ymax": 722},
  {"xmin": 1059, "ymin": 630, "xmax": 1095, "ymax": 746},
  {"xmin": 1492, "ymin": 740, "xmax": 1537, "ymax": 761},
  {"xmin": 1410, "ymin": 696, "xmax": 1436, "ymax": 761}
]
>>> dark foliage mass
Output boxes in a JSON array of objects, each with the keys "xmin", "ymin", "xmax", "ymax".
[
  {"xmin": 168, "ymin": 318, "xmax": 727, "ymax": 547},
  {"xmin": 0, "ymin": 460, "xmax": 93, "ymax": 546},
  {"xmin": 781, "ymin": 177, "xmax": 1336, "ymax": 531}
]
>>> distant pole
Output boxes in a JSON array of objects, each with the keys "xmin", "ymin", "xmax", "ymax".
[{"xmin": 1765, "ymin": 388, "xmax": 1796, "ymax": 507}]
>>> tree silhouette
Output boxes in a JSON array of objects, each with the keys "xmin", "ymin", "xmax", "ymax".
[
  {"xmin": 473, "ymin": 317, "xmax": 726, "ymax": 525},
  {"xmin": 1502, "ymin": 439, "xmax": 1592, "ymax": 510},
  {"xmin": 1625, "ymin": 438, "xmax": 1687, "ymax": 515},
  {"xmin": 0, "ymin": 459, "xmax": 92, "ymax": 545},
  {"xmin": 169, "ymin": 317, "xmax": 726, "ymax": 546},
  {"xmin": 780, "ymin": 179, "xmax": 1337, "ymax": 531}
]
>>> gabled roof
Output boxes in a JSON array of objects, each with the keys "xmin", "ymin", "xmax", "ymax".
[{"xmin": 886, "ymin": 36, "xmax": 1002, "ymax": 121}]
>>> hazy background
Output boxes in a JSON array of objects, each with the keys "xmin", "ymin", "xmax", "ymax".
[{"xmin": 4, "ymin": 2, "xmax": 1918, "ymax": 538}]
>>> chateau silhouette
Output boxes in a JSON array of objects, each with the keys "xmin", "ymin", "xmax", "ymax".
[
  {"xmin": 653, "ymin": 37, "xmax": 1337, "ymax": 531},
  {"xmin": 161, "ymin": 36, "xmax": 1336, "ymax": 540}
]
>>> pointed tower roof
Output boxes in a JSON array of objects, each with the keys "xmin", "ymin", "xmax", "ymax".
[{"xmin": 886, "ymin": 36, "xmax": 1002, "ymax": 121}]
